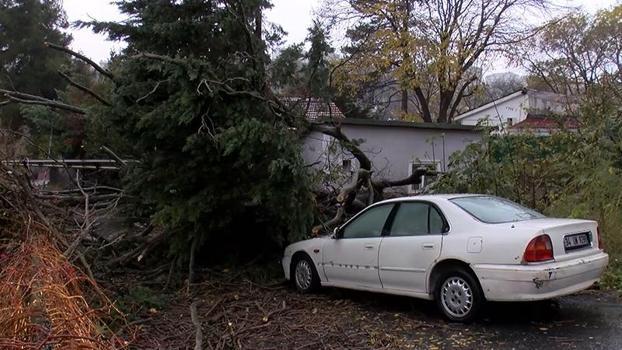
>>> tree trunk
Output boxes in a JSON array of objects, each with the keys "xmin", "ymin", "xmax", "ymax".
[
  {"xmin": 254, "ymin": 5, "xmax": 262, "ymax": 40},
  {"xmin": 413, "ymin": 88, "xmax": 433, "ymax": 122},
  {"xmin": 437, "ymin": 91, "xmax": 452, "ymax": 123},
  {"xmin": 401, "ymin": 89, "xmax": 409, "ymax": 115}
]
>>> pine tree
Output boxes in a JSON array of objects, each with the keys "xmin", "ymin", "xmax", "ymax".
[
  {"xmin": 82, "ymin": 0, "xmax": 313, "ymax": 262},
  {"xmin": 0, "ymin": 0, "xmax": 70, "ymax": 98}
]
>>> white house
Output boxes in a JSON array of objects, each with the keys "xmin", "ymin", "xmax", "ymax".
[
  {"xmin": 455, "ymin": 88, "xmax": 578, "ymax": 130},
  {"xmin": 303, "ymin": 118, "xmax": 482, "ymax": 194}
]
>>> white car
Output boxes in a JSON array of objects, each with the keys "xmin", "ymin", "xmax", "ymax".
[{"xmin": 282, "ymin": 194, "xmax": 609, "ymax": 322}]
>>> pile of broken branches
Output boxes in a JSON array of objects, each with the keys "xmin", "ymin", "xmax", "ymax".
[
  {"xmin": 129, "ymin": 269, "xmax": 455, "ymax": 350},
  {"xmin": 0, "ymin": 162, "xmax": 128, "ymax": 349}
]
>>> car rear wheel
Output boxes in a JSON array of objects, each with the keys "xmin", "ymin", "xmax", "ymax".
[
  {"xmin": 292, "ymin": 255, "xmax": 319, "ymax": 293},
  {"xmin": 435, "ymin": 268, "xmax": 483, "ymax": 322}
]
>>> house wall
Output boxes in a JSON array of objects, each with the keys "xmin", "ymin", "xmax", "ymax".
[
  {"xmin": 459, "ymin": 95, "xmax": 528, "ymax": 128},
  {"xmin": 302, "ymin": 124, "xmax": 482, "ymax": 192},
  {"xmin": 528, "ymin": 91, "xmax": 576, "ymax": 114}
]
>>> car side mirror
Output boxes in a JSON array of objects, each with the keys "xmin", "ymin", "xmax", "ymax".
[{"xmin": 332, "ymin": 226, "xmax": 341, "ymax": 239}]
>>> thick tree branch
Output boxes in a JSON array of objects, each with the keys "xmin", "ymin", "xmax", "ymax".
[
  {"xmin": 0, "ymin": 89, "xmax": 86, "ymax": 115},
  {"xmin": 46, "ymin": 42, "xmax": 115, "ymax": 80},
  {"xmin": 58, "ymin": 71, "xmax": 111, "ymax": 106},
  {"xmin": 312, "ymin": 168, "xmax": 370, "ymax": 235},
  {"xmin": 310, "ymin": 123, "xmax": 372, "ymax": 170},
  {"xmin": 413, "ymin": 87, "xmax": 433, "ymax": 122},
  {"xmin": 372, "ymin": 167, "xmax": 432, "ymax": 190}
]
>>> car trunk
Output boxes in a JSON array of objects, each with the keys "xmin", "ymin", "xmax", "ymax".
[{"xmin": 512, "ymin": 218, "xmax": 600, "ymax": 262}]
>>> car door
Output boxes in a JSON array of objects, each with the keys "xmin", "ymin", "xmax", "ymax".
[
  {"xmin": 322, "ymin": 203, "xmax": 395, "ymax": 289},
  {"xmin": 378, "ymin": 201, "xmax": 447, "ymax": 293}
]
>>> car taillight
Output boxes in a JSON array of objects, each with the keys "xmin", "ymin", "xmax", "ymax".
[
  {"xmin": 597, "ymin": 226, "xmax": 605, "ymax": 251},
  {"xmin": 524, "ymin": 234, "xmax": 554, "ymax": 263}
]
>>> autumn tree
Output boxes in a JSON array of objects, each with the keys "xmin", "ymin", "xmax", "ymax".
[
  {"xmin": 324, "ymin": 0, "xmax": 549, "ymax": 122},
  {"xmin": 520, "ymin": 5, "xmax": 622, "ymax": 96}
]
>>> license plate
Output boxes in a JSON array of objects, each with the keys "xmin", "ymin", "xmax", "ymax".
[{"xmin": 564, "ymin": 233, "xmax": 590, "ymax": 251}]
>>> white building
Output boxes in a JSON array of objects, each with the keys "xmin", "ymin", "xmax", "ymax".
[
  {"xmin": 454, "ymin": 89, "xmax": 578, "ymax": 130},
  {"xmin": 303, "ymin": 119, "xmax": 482, "ymax": 194}
]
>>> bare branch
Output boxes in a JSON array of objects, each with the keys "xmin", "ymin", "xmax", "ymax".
[
  {"xmin": 46, "ymin": 42, "xmax": 115, "ymax": 80},
  {"xmin": 0, "ymin": 89, "xmax": 86, "ymax": 114},
  {"xmin": 100, "ymin": 145, "xmax": 127, "ymax": 168},
  {"xmin": 58, "ymin": 71, "xmax": 111, "ymax": 106},
  {"xmin": 136, "ymin": 80, "xmax": 168, "ymax": 103}
]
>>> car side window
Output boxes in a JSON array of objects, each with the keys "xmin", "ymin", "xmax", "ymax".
[
  {"xmin": 429, "ymin": 206, "xmax": 445, "ymax": 234},
  {"xmin": 389, "ymin": 202, "xmax": 446, "ymax": 236},
  {"xmin": 342, "ymin": 204, "xmax": 394, "ymax": 239}
]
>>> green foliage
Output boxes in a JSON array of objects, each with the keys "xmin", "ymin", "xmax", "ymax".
[
  {"xmin": 0, "ymin": 0, "xmax": 71, "ymax": 97},
  {"xmin": 524, "ymin": 5, "xmax": 622, "ymax": 94},
  {"xmin": 268, "ymin": 19, "xmax": 370, "ymax": 118},
  {"xmin": 433, "ymin": 131, "xmax": 581, "ymax": 212},
  {"xmin": 270, "ymin": 44, "xmax": 304, "ymax": 91},
  {"xmin": 0, "ymin": 0, "xmax": 71, "ymax": 136},
  {"xmin": 602, "ymin": 261, "xmax": 622, "ymax": 294},
  {"xmin": 433, "ymin": 95, "xmax": 622, "ymax": 289},
  {"xmin": 304, "ymin": 20, "xmax": 334, "ymax": 100},
  {"xmin": 84, "ymin": 0, "xmax": 314, "ymax": 261}
]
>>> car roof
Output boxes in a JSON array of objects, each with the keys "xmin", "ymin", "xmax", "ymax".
[{"xmin": 375, "ymin": 193, "xmax": 486, "ymax": 204}]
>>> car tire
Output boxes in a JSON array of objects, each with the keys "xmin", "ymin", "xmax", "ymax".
[
  {"xmin": 435, "ymin": 267, "xmax": 483, "ymax": 322},
  {"xmin": 291, "ymin": 255, "xmax": 320, "ymax": 293}
]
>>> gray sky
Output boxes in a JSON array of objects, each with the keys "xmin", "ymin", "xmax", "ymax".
[{"xmin": 64, "ymin": 0, "xmax": 619, "ymax": 72}]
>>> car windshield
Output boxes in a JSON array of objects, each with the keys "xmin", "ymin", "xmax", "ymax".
[{"xmin": 450, "ymin": 196, "xmax": 545, "ymax": 223}]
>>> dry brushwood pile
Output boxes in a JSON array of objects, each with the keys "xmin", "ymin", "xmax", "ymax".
[
  {"xmin": 127, "ymin": 269, "xmax": 500, "ymax": 350},
  {"xmin": 0, "ymin": 163, "xmax": 127, "ymax": 349}
]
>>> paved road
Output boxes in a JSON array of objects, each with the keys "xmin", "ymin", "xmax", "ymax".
[
  {"xmin": 472, "ymin": 291, "xmax": 622, "ymax": 349},
  {"xmin": 322, "ymin": 288, "xmax": 622, "ymax": 349}
]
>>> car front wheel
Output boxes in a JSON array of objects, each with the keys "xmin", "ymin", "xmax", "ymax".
[
  {"xmin": 292, "ymin": 255, "xmax": 319, "ymax": 293},
  {"xmin": 435, "ymin": 268, "xmax": 483, "ymax": 322}
]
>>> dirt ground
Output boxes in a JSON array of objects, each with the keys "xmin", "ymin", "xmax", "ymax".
[{"xmin": 109, "ymin": 270, "xmax": 622, "ymax": 350}]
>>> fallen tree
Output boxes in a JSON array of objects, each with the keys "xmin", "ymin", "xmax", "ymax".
[{"xmin": 308, "ymin": 121, "xmax": 434, "ymax": 235}]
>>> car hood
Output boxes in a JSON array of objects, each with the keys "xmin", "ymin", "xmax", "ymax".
[{"xmin": 284, "ymin": 237, "xmax": 327, "ymax": 256}]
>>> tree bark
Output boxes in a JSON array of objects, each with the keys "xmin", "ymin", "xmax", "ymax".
[
  {"xmin": 413, "ymin": 87, "xmax": 433, "ymax": 122},
  {"xmin": 401, "ymin": 89, "xmax": 409, "ymax": 115},
  {"xmin": 437, "ymin": 90, "xmax": 454, "ymax": 123}
]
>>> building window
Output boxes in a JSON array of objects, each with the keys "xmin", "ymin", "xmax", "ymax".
[
  {"xmin": 507, "ymin": 118, "xmax": 514, "ymax": 127},
  {"xmin": 410, "ymin": 161, "xmax": 441, "ymax": 193}
]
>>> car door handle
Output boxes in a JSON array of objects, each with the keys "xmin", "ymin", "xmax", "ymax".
[
  {"xmin": 364, "ymin": 244, "xmax": 375, "ymax": 249},
  {"xmin": 422, "ymin": 243, "xmax": 435, "ymax": 250}
]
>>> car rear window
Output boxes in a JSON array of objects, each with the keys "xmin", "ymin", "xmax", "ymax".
[{"xmin": 450, "ymin": 196, "xmax": 545, "ymax": 224}]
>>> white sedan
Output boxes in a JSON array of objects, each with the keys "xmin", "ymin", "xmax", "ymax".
[{"xmin": 282, "ymin": 194, "xmax": 609, "ymax": 322}]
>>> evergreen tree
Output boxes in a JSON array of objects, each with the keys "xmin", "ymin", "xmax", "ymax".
[
  {"xmin": 83, "ymin": 0, "xmax": 313, "ymax": 261},
  {"xmin": 269, "ymin": 20, "xmax": 370, "ymax": 118},
  {"xmin": 0, "ymin": 0, "xmax": 71, "ymax": 134},
  {"xmin": 0, "ymin": 0, "xmax": 70, "ymax": 97}
]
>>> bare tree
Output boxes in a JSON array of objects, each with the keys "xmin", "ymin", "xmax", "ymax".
[
  {"xmin": 323, "ymin": 0, "xmax": 550, "ymax": 122},
  {"xmin": 518, "ymin": 7, "xmax": 622, "ymax": 95}
]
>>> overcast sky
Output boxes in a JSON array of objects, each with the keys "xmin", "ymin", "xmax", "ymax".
[{"xmin": 64, "ymin": 0, "xmax": 620, "ymax": 73}]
